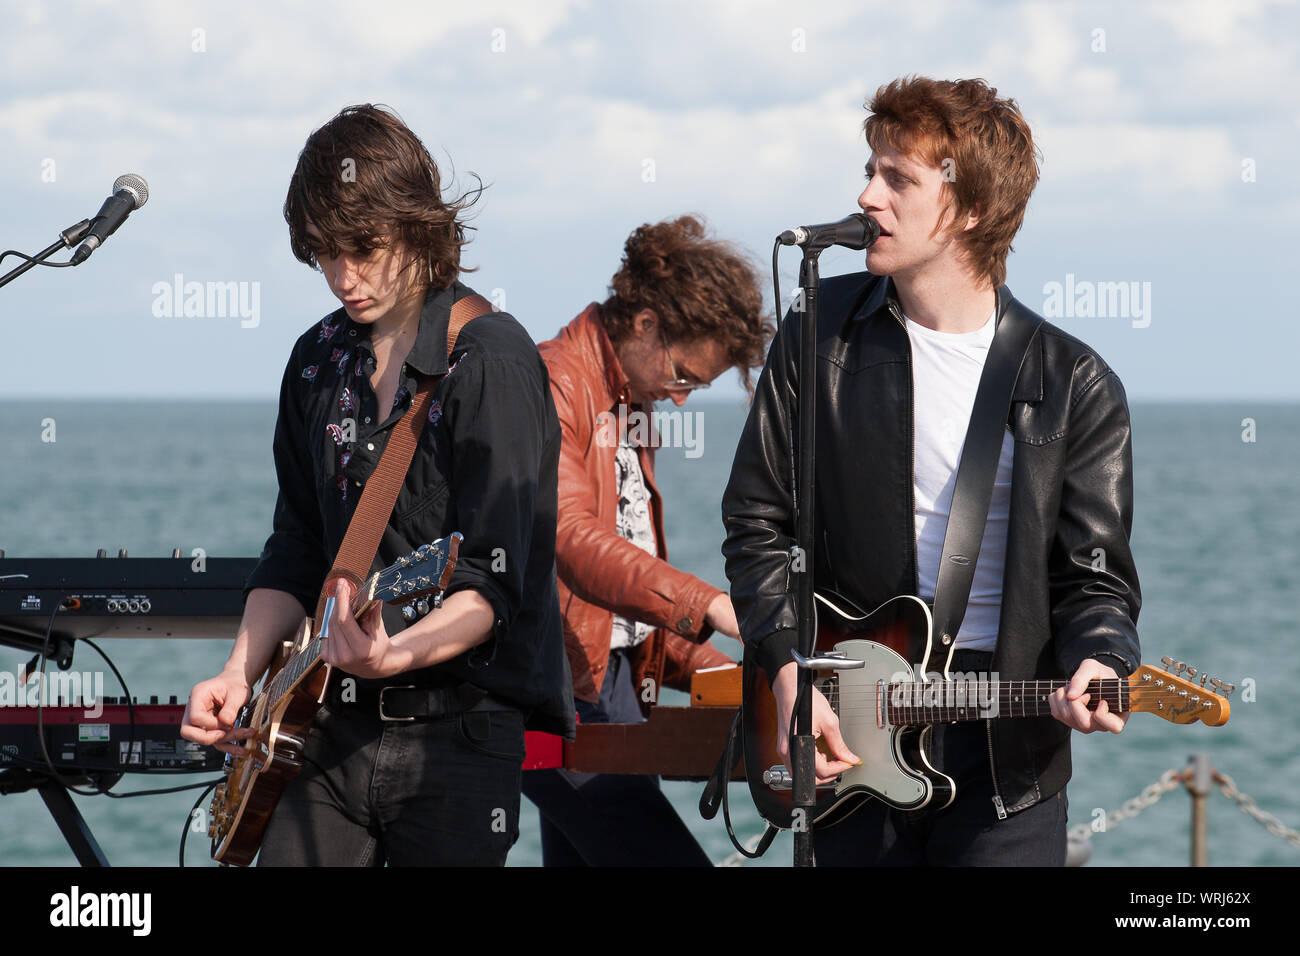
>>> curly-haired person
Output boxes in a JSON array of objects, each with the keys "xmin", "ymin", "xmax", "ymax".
[{"xmin": 522, "ymin": 215, "xmax": 773, "ymax": 866}]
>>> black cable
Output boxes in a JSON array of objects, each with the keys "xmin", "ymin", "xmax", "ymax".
[
  {"xmin": 31, "ymin": 602, "xmax": 141, "ymax": 795},
  {"xmin": 105, "ymin": 777, "xmax": 223, "ymax": 799},
  {"xmin": 176, "ymin": 748, "xmax": 328, "ymax": 867},
  {"xmin": 179, "ymin": 778, "xmax": 222, "ymax": 867},
  {"xmin": 15, "ymin": 601, "xmax": 246, "ymax": 869},
  {"xmin": 710, "ymin": 241, "xmax": 812, "ymax": 860},
  {"xmin": 32, "ymin": 598, "xmax": 101, "ymax": 796},
  {"xmin": 714, "ymin": 708, "xmax": 778, "ymax": 860},
  {"xmin": 82, "ymin": 637, "xmax": 137, "ymax": 787},
  {"xmin": 0, "ymin": 249, "xmax": 75, "ymax": 268},
  {"xmin": 16, "ymin": 607, "xmax": 212, "ymax": 783}
]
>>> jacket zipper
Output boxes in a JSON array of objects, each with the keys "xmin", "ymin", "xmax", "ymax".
[{"xmin": 986, "ymin": 718, "xmax": 1007, "ymax": 819}]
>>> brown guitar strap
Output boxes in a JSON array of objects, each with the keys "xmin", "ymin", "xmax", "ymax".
[{"xmin": 311, "ymin": 292, "xmax": 493, "ymax": 626}]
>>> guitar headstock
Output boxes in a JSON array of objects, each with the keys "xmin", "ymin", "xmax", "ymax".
[
  {"xmin": 370, "ymin": 532, "xmax": 463, "ymax": 622},
  {"xmin": 1128, "ymin": 657, "xmax": 1231, "ymax": 726}
]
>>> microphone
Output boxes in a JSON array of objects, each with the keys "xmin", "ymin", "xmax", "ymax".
[
  {"xmin": 70, "ymin": 174, "xmax": 149, "ymax": 265},
  {"xmin": 777, "ymin": 213, "xmax": 880, "ymax": 252}
]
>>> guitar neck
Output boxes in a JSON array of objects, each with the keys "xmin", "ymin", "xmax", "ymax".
[
  {"xmin": 263, "ymin": 589, "xmax": 376, "ymax": 705},
  {"xmin": 886, "ymin": 678, "xmax": 1126, "ymax": 725}
]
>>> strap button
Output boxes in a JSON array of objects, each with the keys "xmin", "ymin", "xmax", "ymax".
[{"xmin": 941, "ymin": 633, "xmax": 953, "ymax": 645}]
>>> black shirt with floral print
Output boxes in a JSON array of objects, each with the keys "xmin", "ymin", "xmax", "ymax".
[{"xmin": 244, "ymin": 280, "xmax": 574, "ymax": 737}]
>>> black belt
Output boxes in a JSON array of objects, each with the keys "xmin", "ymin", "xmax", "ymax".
[{"xmin": 327, "ymin": 680, "xmax": 516, "ymax": 722}]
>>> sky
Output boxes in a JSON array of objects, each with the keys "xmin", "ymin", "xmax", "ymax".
[{"xmin": 1, "ymin": 0, "xmax": 1297, "ymax": 401}]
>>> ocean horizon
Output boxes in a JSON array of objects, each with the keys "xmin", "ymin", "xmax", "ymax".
[{"xmin": 2, "ymin": 398, "xmax": 1296, "ymax": 867}]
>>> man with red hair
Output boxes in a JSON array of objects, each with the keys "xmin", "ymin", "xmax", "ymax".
[{"xmin": 723, "ymin": 77, "xmax": 1141, "ymax": 865}]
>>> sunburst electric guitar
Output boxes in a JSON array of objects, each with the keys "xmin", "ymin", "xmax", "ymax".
[
  {"xmin": 743, "ymin": 590, "xmax": 1232, "ymax": 829},
  {"xmin": 208, "ymin": 534, "xmax": 461, "ymax": 865}
]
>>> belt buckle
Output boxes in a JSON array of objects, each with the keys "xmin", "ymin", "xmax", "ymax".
[{"xmin": 378, "ymin": 685, "xmax": 417, "ymax": 722}]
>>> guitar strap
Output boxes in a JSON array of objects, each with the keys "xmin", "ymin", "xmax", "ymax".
[
  {"xmin": 927, "ymin": 293, "xmax": 1043, "ymax": 671},
  {"xmin": 311, "ymin": 292, "xmax": 493, "ymax": 626}
]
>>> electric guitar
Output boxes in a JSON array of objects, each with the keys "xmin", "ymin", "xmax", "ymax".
[
  {"xmin": 742, "ymin": 589, "xmax": 1232, "ymax": 830},
  {"xmin": 208, "ymin": 534, "xmax": 461, "ymax": 865}
]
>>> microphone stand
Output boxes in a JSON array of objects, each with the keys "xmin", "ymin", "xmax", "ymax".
[
  {"xmin": 789, "ymin": 246, "xmax": 821, "ymax": 868},
  {"xmin": 0, "ymin": 219, "xmax": 92, "ymax": 290},
  {"xmin": 784, "ymin": 218, "xmax": 877, "ymax": 867}
]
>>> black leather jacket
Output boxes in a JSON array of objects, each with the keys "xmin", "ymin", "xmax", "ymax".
[{"xmin": 721, "ymin": 271, "xmax": 1141, "ymax": 816}]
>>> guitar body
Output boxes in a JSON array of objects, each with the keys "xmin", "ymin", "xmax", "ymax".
[
  {"xmin": 742, "ymin": 590, "xmax": 954, "ymax": 830},
  {"xmin": 210, "ymin": 618, "xmax": 332, "ymax": 866},
  {"xmin": 207, "ymin": 535, "xmax": 461, "ymax": 865},
  {"xmin": 742, "ymin": 589, "xmax": 1233, "ymax": 832}
]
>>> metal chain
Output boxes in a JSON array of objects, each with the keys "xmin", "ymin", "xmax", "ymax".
[
  {"xmin": 1067, "ymin": 767, "xmax": 1187, "ymax": 843},
  {"xmin": 1213, "ymin": 770, "xmax": 1300, "ymax": 851}
]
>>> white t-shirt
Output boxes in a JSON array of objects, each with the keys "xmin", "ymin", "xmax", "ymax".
[{"xmin": 905, "ymin": 308, "xmax": 1013, "ymax": 654}]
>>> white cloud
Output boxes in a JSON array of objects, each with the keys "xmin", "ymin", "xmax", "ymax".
[{"xmin": 1, "ymin": 0, "xmax": 1296, "ymax": 399}]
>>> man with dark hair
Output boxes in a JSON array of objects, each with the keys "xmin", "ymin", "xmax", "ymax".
[
  {"xmin": 522, "ymin": 216, "xmax": 772, "ymax": 865},
  {"xmin": 182, "ymin": 104, "xmax": 573, "ymax": 866},
  {"xmin": 722, "ymin": 77, "xmax": 1141, "ymax": 865}
]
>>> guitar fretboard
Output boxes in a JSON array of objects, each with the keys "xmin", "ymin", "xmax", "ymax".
[
  {"xmin": 884, "ymin": 679, "xmax": 1128, "ymax": 725},
  {"xmin": 265, "ymin": 633, "xmax": 325, "ymax": 705}
]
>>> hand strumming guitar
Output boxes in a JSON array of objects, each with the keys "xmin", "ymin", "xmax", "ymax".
[
  {"xmin": 181, "ymin": 668, "xmax": 256, "ymax": 758},
  {"xmin": 771, "ymin": 660, "xmax": 861, "ymax": 785}
]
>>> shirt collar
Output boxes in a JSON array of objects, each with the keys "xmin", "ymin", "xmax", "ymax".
[
  {"xmin": 345, "ymin": 280, "xmax": 467, "ymax": 377},
  {"xmin": 563, "ymin": 304, "xmax": 637, "ymax": 408},
  {"xmin": 858, "ymin": 276, "xmax": 1041, "ymax": 403}
]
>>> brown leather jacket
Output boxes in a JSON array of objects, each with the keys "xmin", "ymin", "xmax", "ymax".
[{"xmin": 538, "ymin": 305, "xmax": 734, "ymax": 710}]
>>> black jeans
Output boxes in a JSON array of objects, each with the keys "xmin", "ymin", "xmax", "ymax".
[
  {"xmin": 520, "ymin": 649, "xmax": 712, "ymax": 866},
  {"xmin": 813, "ymin": 651, "xmax": 1068, "ymax": 866},
  {"xmin": 257, "ymin": 698, "xmax": 526, "ymax": 866}
]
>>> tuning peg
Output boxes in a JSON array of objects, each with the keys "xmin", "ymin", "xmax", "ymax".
[
  {"xmin": 1173, "ymin": 661, "xmax": 1187, "ymax": 676},
  {"xmin": 1185, "ymin": 665, "xmax": 1197, "ymax": 680},
  {"xmin": 1161, "ymin": 656, "xmax": 1174, "ymax": 671},
  {"xmin": 401, "ymin": 603, "xmax": 417, "ymax": 622},
  {"xmin": 1209, "ymin": 677, "xmax": 1235, "ymax": 697},
  {"xmin": 1200, "ymin": 674, "xmax": 1209, "ymax": 687},
  {"xmin": 416, "ymin": 597, "xmax": 430, "ymax": 616}
]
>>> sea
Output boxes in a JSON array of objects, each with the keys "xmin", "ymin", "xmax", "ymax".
[{"xmin": 1, "ymin": 399, "xmax": 1297, "ymax": 867}]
